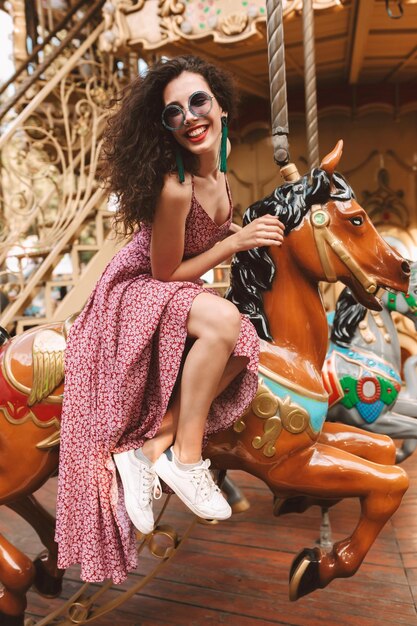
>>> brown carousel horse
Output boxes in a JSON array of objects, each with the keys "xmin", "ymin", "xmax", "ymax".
[{"xmin": 0, "ymin": 141, "xmax": 411, "ymax": 624}]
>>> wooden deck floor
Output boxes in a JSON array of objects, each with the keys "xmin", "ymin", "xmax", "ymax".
[{"xmin": 2, "ymin": 453, "xmax": 417, "ymax": 625}]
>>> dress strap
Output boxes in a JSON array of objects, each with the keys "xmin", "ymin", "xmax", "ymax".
[{"xmin": 224, "ymin": 174, "xmax": 233, "ymax": 209}]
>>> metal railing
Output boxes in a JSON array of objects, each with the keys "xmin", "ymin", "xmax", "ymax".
[{"xmin": 0, "ymin": 1, "xmax": 130, "ymax": 329}]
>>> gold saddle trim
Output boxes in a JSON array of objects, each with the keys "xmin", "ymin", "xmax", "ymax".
[
  {"xmin": 28, "ymin": 330, "xmax": 66, "ymax": 406},
  {"xmin": 2, "ymin": 313, "xmax": 78, "ymax": 406}
]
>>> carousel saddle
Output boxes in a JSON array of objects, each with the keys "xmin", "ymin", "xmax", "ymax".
[{"xmin": 2, "ymin": 313, "xmax": 78, "ymax": 406}]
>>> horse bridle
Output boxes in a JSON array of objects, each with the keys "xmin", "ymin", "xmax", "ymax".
[{"xmin": 310, "ymin": 203, "xmax": 378, "ymax": 295}]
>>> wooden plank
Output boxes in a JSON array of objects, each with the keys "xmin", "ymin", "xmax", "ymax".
[
  {"xmin": 2, "ymin": 459, "xmax": 417, "ymax": 625},
  {"xmin": 348, "ymin": 0, "xmax": 375, "ymax": 84}
]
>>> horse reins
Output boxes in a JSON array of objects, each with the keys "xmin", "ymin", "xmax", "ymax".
[{"xmin": 310, "ymin": 204, "xmax": 378, "ymax": 295}]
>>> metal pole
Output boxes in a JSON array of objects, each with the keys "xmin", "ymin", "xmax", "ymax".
[
  {"xmin": 302, "ymin": 0, "xmax": 320, "ymax": 169},
  {"xmin": 265, "ymin": 0, "xmax": 290, "ymax": 167}
]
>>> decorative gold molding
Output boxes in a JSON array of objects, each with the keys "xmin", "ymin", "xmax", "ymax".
[
  {"xmin": 159, "ymin": 0, "xmax": 185, "ymax": 18},
  {"xmin": 99, "ymin": 0, "xmax": 343, "ymax": 54},
  {"xmin": 220, "ymin": 12, "xmax": 248, "ymax": 36},
  {"xmin": 0, "ymin": 403, "xmax": 60, "ymax": 431},
  {"xmin": 2, "ymin": 334, "xmax": 64, "ymax": 404},
  {"xmin": 36, "ymin": 428, "xmax": 61, "ymax": 449},
  {"xmin": 28, "ymin": 330, "xmax": 66, "ymax": 406},
  {"xmin": 234, "ymin": 379, "xmax": 314, "ymax": 457},
  {"xmin": 252, "ymin": 416, "xmax": 282, "ymax": 457}
]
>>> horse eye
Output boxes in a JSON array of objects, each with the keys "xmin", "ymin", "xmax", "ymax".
[{"xmin": 349, "ymin": 216, "xmax": 364, "ymax": 226}]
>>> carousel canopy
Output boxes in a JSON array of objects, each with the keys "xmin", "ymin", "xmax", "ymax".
[{"xmin": 99, "ymin": 0, "xmax": 417, "ymax": 99}]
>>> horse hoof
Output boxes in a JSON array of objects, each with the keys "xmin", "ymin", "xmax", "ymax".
[
  {"xmin": 33, "ymin": 556, "xmax": 63, "ymax": 598},
  {"xmin": 289, "ymin": 547, "xmax": 321, "ymax": 601},
  {"xmin": 221, "ymin": 475, "xmax": 250, "ymax": 513},
  {"xmin": 231, "ymin": 496, "xmax": 250, "ymax": 514}
]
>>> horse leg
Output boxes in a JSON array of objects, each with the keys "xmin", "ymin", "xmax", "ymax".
[
  {"xmin": 220, "ymin": 474, "xmax": 250, "ymax": 513},
  {"xmin": 396, "ymin": 439, "xmax": 417, "ymax": 463},
  {"xmin": 283, "ymin": 443, "xmax": 408, "ymax": 600},
  {"xmin": 395, "ymin": 395, "xmax": 417, "ymax": 417},
  {"xmin": 0, "ymin": 532, "xmax": 34, "ymax": 625},
  {"xmin": 319, "ymin": 422, "xmax": 396, "ymax": 463},
  {"xmin": 7, "ymin": 494, "xmax": 64, "ymax": 597},
  {"xmin": 357, "ymin": 411, "xmax": 417, "ymax": 462},
  {"xmin": 274, "ymin": 423, "xmax": 396, "ymax": 516}
]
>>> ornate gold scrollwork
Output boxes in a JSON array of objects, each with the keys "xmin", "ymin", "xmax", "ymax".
[
  {"xmin": 277, "ymin": 396, "xmax": 310, "ymax": 434},
  {"xmin": 233, "ymin": 396, "xmax": 254, "ymax": 433},
  {"xmin": 233, "ymin": 414, "xmax": 247, "ymax": 433},
  {"xmin": 233, "ymin": 378, "xmax": 312, "ymax": 457},
  {"xmin": 148, "ymin": 524, "xmax": 179, "ymax": 559},
  {"xmin": 252, "ymin": 416, "xmax": 282, "ymax": 457},
  {"xmin": 159, "ymin": 0, "xmax": 186, "ymax": 17},
  {"xmin": 220, "ymin": 12, "xmax": 248, "ymax": 36},
  {"xmin": 36, "ymin": 428, "xmax": 61, "ymax": 449},
  {"xmin": 251, "ymin": 384, "xmax": 279, "ymax": 419},
  {"xmin": 28, "ymin": 330, "xmax": 66, "ymax": 406}
]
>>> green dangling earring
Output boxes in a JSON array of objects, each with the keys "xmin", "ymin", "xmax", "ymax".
[
  {"xmin": 175, "ymin": 146, "xmax": 185, "ymax": 184},
  {"xmin": 219, "ymin": 115, "xmax": 228, "ymax": 173}
]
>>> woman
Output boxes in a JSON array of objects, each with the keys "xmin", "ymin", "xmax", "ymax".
[{"xmin": 55, "ymin": 55, "xmax": 284, "ymax": 583}]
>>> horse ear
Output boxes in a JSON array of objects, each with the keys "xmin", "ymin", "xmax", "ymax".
[{"xmin": 320, "ymin": 140, "xmax": 344, "ymax": 177}]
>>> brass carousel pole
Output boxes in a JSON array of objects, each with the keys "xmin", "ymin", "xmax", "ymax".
[
  {"xmin": 265, "ymin": 0, "xmax": 299, "ymax": 181},
  {"xmin": 302, "ymin": 0, "xmax": 320, "ymax": 169}
]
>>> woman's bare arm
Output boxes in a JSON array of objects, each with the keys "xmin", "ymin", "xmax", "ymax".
[{"xmin": 151, "ymin": 175, "xmax": 284, "ymax": 283}]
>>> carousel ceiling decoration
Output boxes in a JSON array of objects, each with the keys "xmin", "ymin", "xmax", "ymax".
[
  {"xmin": 100, "ymin": 0, "xmax": 342, "ymax": 54},
  {"xmin": 99, "ymin": 0, "xmax": 417, "ymax": 103},
  {"xmin": 362, "ymin": 168, "xmax": 409, "ymax": 228}
]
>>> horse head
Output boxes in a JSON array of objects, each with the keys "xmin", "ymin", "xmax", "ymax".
[
  {"xmin": 228, "ymin": 141, "xmax": 410, "ymax": 341},
  {"xmin": 311, "ymin": 141, "xmax": 409, "ymax": 309}
]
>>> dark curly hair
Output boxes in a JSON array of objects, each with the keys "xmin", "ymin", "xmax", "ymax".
[
  {"xmin": 100, "ymin": 55, "xmax": 238, "ymax": 234},
  {"xmin": 226, "ymin": 170, "xmax": 354, "ymax": 340}
]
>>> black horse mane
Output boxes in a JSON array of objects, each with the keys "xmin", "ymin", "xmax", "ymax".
[
  {"xmin": 226, "ymin": 168, "xmax": 354, "ymax": 340},
  {"xmin": 330, "ymin": 287, "xmax": 367, "ymax": 346}
]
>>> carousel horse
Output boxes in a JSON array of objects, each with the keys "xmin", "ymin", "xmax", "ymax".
[
  {"xmin": 325, "ymin": 263, "xmax": 417, "ymax": 463},
  {"xmin": 0, "ymin": 141, "xmax": 411, "ymax": 624}
]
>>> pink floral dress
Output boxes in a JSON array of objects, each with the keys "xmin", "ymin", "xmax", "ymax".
[{"xmin": 55, "ymin": 177, "xmax": 259, "ymax": 583}]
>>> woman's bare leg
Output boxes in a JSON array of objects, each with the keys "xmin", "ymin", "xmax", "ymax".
[
  {"xmin": 142, "ymin": 293, "xmax": 249, "ymax": 463},
  {"xmin": 143, "ymin": 354, "xmax": 248, "ymax": 462}
]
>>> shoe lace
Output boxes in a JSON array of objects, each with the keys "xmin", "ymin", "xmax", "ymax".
[
  {"xmin": 140, "ymin": 466, "xmax": 162, "ymax": 503},
  {"xmin": 189, "ymin": 459, "xmax": 219, "ymax": 502}
]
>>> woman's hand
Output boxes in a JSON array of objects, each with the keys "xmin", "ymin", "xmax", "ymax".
[{"xmin": 232, "ymin": 214, "xmax": 285, "ymax": 252}]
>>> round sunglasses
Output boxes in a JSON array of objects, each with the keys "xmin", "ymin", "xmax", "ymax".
[{"xmin": 161, "ymin": 91, "xmax": 214, "ymax": 131}]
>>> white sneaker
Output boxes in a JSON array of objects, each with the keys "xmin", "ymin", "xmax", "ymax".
[
  {"xmin": 153, "ymin": 448, "xmax": 232, "ymax": 521},
  {"xmin": 113, "ymin": 450, "xmax": 161, "ymax": 535}
]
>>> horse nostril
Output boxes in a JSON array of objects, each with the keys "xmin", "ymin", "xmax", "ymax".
[{"xmin": 402, "ymin": 260, "xmax": 411, "ymax": 276}]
